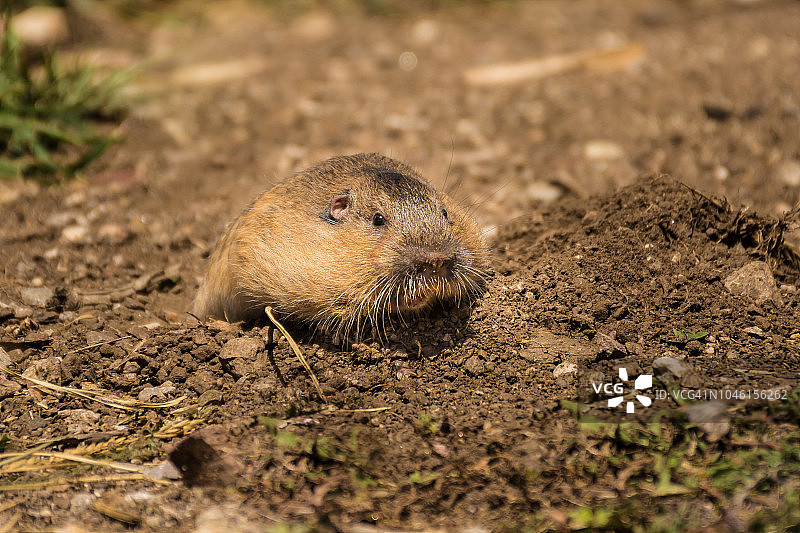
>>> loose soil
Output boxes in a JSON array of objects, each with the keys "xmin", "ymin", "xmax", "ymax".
[{"xmin": 1, "ymin": 1, "xmax": 799, "ymax": 531}]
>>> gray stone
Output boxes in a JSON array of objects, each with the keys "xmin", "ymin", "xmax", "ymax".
[
  {"xmin": 20, "ymin": 287, "xmax": 54, "ymax": 307},
  {"xmin": 652, "ymin": 356, "xmax": 693, "ymax": 379},
  {"xmin": 141, "ymin": 462, "xmax": 182, "ymax": 481},
  {"xmin": 724, "ymin": 261, "xmax": 782, "ymax": 306},
  {"xmin": 743, "ymin": 326, "xmax": 766, "ymax": 338},
  {"xmin": 686, "ymin": 401, "xmax": 730, "ymax": 441},
  {"xmin": 0, "ymin": 347, "xmax": 11, "ymax": 368},
  {"xmin": 138, "ymin": 382, "xmax": 176, "ymax": 402}
]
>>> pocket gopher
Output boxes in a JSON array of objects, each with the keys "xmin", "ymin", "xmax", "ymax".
[{"xmin": 192, "ymin": 153, "xmax": 489, "ymax": 337}]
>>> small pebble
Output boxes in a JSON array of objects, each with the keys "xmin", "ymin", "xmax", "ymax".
[
  {"xmin": 61, "ymin": 224, "xmax": 90, "ymax": 243},
  {"xmin": 463, "ymin": 355, "xmax": 486, "ymax": 376},
  {"xmin": 652, "ymin": 356, "xmax": 692, "ymax": 379},
  {"xmin": 97, "ymin": 222, "xmax": 130, "ymax": 244},
  {"xmin": 743, "ymin": 326, "xmax": 766, "ymax": 338},
  {"xmin": 584, "ymin": 140, "xmax": 625, "ymax": 160},
  {"xmin": 553, "ymin": 361, "xmax": 578, "ymax": 378},
  {"xmin": 198, "ymin": 389, "xmax": 223, "ymax": 406},
  {"xmin": 777, "ymin": 159, "xmax": 800, "ymax": 187},
  {"xmin": 20, "ymin": 287, "xmax": 54, "ymax": 307}
]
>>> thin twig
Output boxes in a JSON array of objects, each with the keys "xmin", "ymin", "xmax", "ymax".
[{"xmin": 0, "ymin": 441, "xmax": 52, "ymax": 469}]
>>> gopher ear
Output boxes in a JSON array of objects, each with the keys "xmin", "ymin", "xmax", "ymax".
[{"xmin": 329, "ymin": 193, "xmax": 350, "ymax": 222}]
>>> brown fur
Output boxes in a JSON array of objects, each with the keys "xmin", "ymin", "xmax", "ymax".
[{"xmin": 192, "ymin": 153, "xmax": 489, "ymax": 337}]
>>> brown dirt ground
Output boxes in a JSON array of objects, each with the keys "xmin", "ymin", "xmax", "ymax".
[{"xmin": 1, "ymin": 1, "xmax": 800, "ymax": 531}]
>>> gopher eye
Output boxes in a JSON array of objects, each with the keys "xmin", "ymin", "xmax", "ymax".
[
  {"xmin": 372, "ymin": 213, "xmax": 386, "ymax": 226},
  {"xmin": 441, "ymin": 207, "xmax": 448, "ymax": 219}
]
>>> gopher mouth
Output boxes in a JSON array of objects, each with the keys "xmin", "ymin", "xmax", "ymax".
[{"xmin": 402, "ymin": 292, "xmax": 434, "ymax": 310}]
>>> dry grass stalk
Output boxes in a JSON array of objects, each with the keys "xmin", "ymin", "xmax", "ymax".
[
  {"xmin": 0, "ymin": 365, "xmax": 185, "ymax": 411},
  {"xmin": 0, "ymin": 473, "xmax": 168, "ymax": 492},
  {"xmin": 0, "ymin": 511, "xmax": 21, "ymax": 533},
  {"xmin": 152, "ymin": 405, "xmax": 215, "ymax": 439},
  {"xmin": 265, "ymin": 306, "xmax": 329, "ymax": 403}
]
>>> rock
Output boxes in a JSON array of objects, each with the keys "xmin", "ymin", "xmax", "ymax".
[
  {"xmin": 22, "ymin": 357, "xmax": 63, "ymax": 384},
  {"xmin": 713, "ymin": 165, "xmax": 730, "ymax": 181},
  {"xmin": 62, "ymin": 408, "xmax": 101, "ymax": 434},
  {"xmin": 593, "ymin": 332, "xmax": 626, "ymax": 359},
  {"xmin": 13, "ymin": 304, "xmax": 34, "ymax": 319},
  {"xmin": 291, "ymin": 12, "xmax": 336, "ymax": 42},
  {"xmin": 584, "ymin": 140, "xmax": 625, "ymax": 160},
  {"xmin": 591, "ymin": 301, "xmax": 611, "ymax": 321},
  {"xmin": 0, "ymin": 180, "xmax": 40, "ymax": 206},
  {"xmin": 186, "ymin": 370, "xmax": 218, "ymax": 395},
  {"xmin": 463, "ymin": 355, "xmax": 486, "ymax": 376},
  {"xmin": 219, "ymin": 337, "xmax": 264, "ymax": 360},
  {"xmin": 553, "ymin": 361, "xmax": 578, "ymax": 378},
  {"xmin": 525, "ymin": 181, "xmax": 563, "ymax": 202},
  {"xmin": 46, "ymin": 212, "xmax": 74, "ymax": 228},
  {"xmin": 141, "ymin": 462, "xmax": 182, "ymax": 481},
  {"xmin": 412, "ymin": 19, "xmax": 440, "ymax": 44},
  {"xmin": 220, "ymin": 337, "xmax": 266, "ymax": 379},
  {"xmin": 198, "ymin": 389, "xmax": 223, "ymax": 406},
  {"xmin": 5, "ymin": 349, "xmax": 25, "ymax": 364},
  {"xmin": 0, "ymin": 301, "xmax": 14, "ymax": 320},
  {"xmin": 686, "ymin": 401, "xmax": 730, "ymax": 441},
  {"xmin": 0, "ymin": 375, "xmax": 23, "ymax": 399},
  {"xmin": 70, "ymin": 492, "xmax": 96, "ymax": 512},
  {"xmin": 685, "ymin": 340, "xmax": 703, "ymax": 357},
  {"xmin": 20, "ymin": 287, "xmax": 54, "ymax": 307},
  {"xmin": 12, "ymin": 6, "xmax": 69, "ymax": 48},
  {"xmin": 743, "ymin": 326, "xmax": 766, "ymax": 338},
  {"xmin": 97, "ymin": 223, "xmax": 131, "ymax": 244},
  {"xmin": 723, "ymin": 261, "xmax": 782, "ymax": 306},
  {"xmin": 777, "ymin": 159, "xmax": 800, "ymax": 187},
  {"xmin": 625, "ymin": 342, "xmax": 643, "ymax": 356},
  {"xmin": 138, "ymin": 382, "xmax": 176, "ymax": 402},
  {"xmin": 0, "ymin": 347, "xmax": 11, "ymax": 368},
  {"xmin": 653, "ymin": 356, "xmax": 694, "ymax": 379},
  {"xmin": 122, "ymin": 361, "xmax": 140, "ymax": 373},
  {"xmin": 86, "ymin": 331, "xmax": 117, "ymax": 345},
  {"xmin": 61, "ymin": 224, "xmax": 90, "ymax": 243},
  {"xmin": 193, "ymin": 505, "xmax": 261, "ymax": 533},
  {"xmin": 124, "ymin": 490, "xmax": 156, "ymax": 503}
]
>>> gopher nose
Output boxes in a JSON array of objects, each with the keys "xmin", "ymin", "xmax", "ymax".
[{"xmin": 411, "ymin": 250, "xmax": 455, "ymax": 278}]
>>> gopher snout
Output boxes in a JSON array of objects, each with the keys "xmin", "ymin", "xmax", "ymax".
[{"xmin": 408, "ymin": 249, "xmax": 457, "ymax": 279}]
